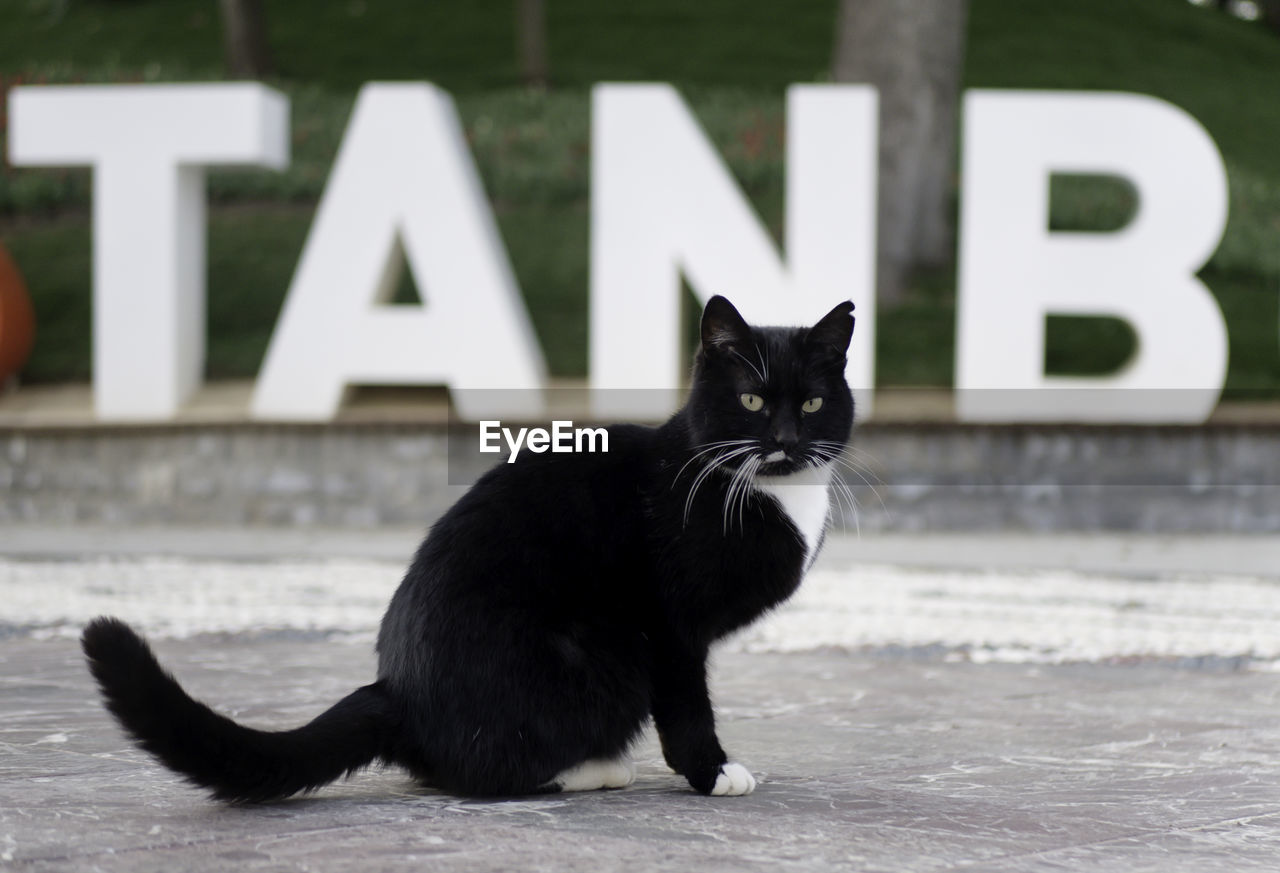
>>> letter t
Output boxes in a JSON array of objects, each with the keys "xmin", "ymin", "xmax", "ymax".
[{"xmin": 8, "ymin": 84, "xmax": 289, "ymax": 419}]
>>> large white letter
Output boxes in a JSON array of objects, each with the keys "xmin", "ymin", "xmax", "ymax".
[
  {"xmin": 590, "ymin": 84, "xmax": 877, "ymax": 418},
  {"xmin": 252, "ymin": 84, "xmax": 546, "ymax": 421},
  {"xmin": 955, "ymin": 91, "xmax": 1229, "ymax": 422},
  {"xmin": 8, "ymin": 84, "xmax": 288, "ymax": 419}
]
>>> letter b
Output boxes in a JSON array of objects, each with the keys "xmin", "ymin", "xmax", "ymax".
[{"xmin": 955, "ymin": 91, "xmax": 1229, "ymax": 422}]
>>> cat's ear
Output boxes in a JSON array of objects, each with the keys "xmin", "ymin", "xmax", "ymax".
[
  {"xmin": 807, "ymin": 300, "xmax": 855, "ymax": 356},
  {"xmin": 700, "ymin": 295, "xmax": 753, "ymax": 353}
]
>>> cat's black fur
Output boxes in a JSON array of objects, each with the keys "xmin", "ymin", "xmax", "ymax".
[{"xmin": 82, "ymin": 295, "xmax": 855, "ymax": 800}]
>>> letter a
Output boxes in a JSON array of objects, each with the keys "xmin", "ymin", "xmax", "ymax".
[{"xmin": 252, "ymin": 84, "xmax": 546, "ymax": 420}]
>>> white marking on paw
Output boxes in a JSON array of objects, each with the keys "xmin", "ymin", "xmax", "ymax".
[
  {"xmin": 548, "ymin": 756, "xmax": 636, "ymax": 792},
  {"xmin": 710, "ymin": 762, "xmax": 757, "ymax": 796},
  {"xmin": 754, "ymin": 464, "xmax": 832, "ymax": 561}
]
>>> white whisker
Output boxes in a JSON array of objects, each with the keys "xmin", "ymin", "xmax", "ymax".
[
  {"xmin": 754, "ymin": 342, "xmax": 771, "ymax": 382},
  {"xmin": 808, "ymin": 441, "xmax": 887, "ymax": 516},
  {"xmin": 728, "ymin": 348, "xmax": 765, "ymax": 384},
  {"xmin": 721, "ymin": 452, "xmax": 762, "ymax": 536},
  {"xmin": 673, "ymin": 439, "xmax": 755, "ymax": 486},
  {"xmin": 803, "ymin": 441, "xmax": 888, "ymax": 530},
  {"xmin": 744, "ymin": 459, "xmax": 757, "ymax": 530},
  {"xmin": 684, "ymin": 445, "xmax": 759, "ymax": 526}
]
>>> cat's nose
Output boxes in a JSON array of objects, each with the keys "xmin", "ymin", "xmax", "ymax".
[{"xmin": 771, "ymin": 421, "xmax": 799, "ymax": 453}]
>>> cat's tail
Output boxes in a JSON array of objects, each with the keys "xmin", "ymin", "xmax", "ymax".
[{"xmin": 81, "ymin": 616, "xmax": 398, "ymax": 803}]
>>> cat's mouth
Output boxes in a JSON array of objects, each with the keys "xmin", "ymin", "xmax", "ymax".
[{"xmin": 758, "ymin": 450, "xmax": 810, "ymax": 475}]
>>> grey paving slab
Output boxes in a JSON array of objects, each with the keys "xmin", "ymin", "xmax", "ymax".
[{"xmin": 3, "ymin": 634, "xmax": 1280, "ymax": 871}]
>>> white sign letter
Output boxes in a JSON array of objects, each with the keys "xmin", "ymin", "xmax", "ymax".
[
  {"xmin": 251, "ymin": 84, "xmax": 546, "ymax": 421},
  {"xmin": 955, "ymin": 91, "xmax": 1229, "ymax": 422},
  {"xmin": 8, "ymin": 84, "xmax": 288, "ymax": 419},
  {"xmin": 590, "ymin": 84, "xmax": 877, "ymax": 418}
]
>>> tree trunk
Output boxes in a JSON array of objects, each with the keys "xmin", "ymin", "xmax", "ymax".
[
  {"xmin": 516, "ymin": 0, "xmax": 549, "ymax": 88},
  {"xmin": 219, "ymin": 0, "xmax": 273, "ymax": 79},
  {"xmin": 832, "ymin": 0, "xmax": 969, "ymax": 307},
  {"xmin": 1258, "ymin": 0, "xmax": 1280, "ymax": 34}
]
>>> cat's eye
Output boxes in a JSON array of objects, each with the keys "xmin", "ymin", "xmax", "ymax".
[
  {"xmin": 739, "ymin": 393, "xmax": 764, "ymax": 412},
  {"xmin": 802, "ymin": 397, "xmax": 824, "ymax": 414}
]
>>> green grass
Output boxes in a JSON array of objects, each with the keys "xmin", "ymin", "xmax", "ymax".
[
  {"xmin": 0, "ymin": 0, "xmax": 839, "ymax": 91},
  {"xmin": 2, "ymin": 218, "xmax": 91, "ymax": 382},
  {"xmin": 4, "ymin": 203, "xmax": 595, "ymax": 382},
  {"xmin": 2, "ymin": 0, "xmax": 1279, "ymax": 397}
]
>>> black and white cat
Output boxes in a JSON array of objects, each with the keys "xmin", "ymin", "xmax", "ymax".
[{"xmin": 82, "ymin": 295, "xmax": 855, "ymax": 800}]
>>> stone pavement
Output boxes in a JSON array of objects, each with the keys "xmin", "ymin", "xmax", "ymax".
[
  {"xmin": 5, "ymin": 635, "xmax": 1280, "ymax": 872},
  {"xmin": 3, "ymin": 531, "xmax": 1280, "ymax": 871}
]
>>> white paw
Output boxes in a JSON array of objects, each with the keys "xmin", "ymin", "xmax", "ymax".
[
  {"xmin": 548, "ymin": 757, "xmax": 636, "ymax": 792},
  {"xmin": 710, "ymin": 762, "xmax": 756, "ymax": 796},
  {"xmin": 601, "ymin": 757, "xmax": 636, "ymax": 789}
]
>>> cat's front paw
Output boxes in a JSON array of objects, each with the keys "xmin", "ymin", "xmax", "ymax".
[{"xmin": 709, "ymin": 762, "xmax": 756, "ymax": 796}]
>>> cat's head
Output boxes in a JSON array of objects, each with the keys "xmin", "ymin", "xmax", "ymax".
[{"xmin": 685, "ymin": 296, "xmax": 855, "ymax": 476}]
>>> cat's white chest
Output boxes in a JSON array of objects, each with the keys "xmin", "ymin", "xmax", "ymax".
[{"xmin": 752, "ymin": 464, "xmax": 833, "ymax": 563}]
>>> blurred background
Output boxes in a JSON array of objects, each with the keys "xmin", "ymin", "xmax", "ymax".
[
  {"xmin": 1, "ymin": 0, "xmax": 1278, "ymax": 395},
  {"xmin": 4, "ymin": 11, "xmax": 1280, "ymax": 864},
  {"xmin": 1, "ymin": 0, "xmax": 1279, "ymax": 533}
]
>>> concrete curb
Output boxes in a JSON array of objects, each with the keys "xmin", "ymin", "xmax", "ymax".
[{"xmin": 3, "ymin": 422, "xmax": 1280, "ymax": 531}]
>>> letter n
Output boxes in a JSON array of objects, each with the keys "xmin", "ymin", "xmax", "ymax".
[{"xmin": 589, "ymin": 85, "xmax": 877, "ymax": 418}]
